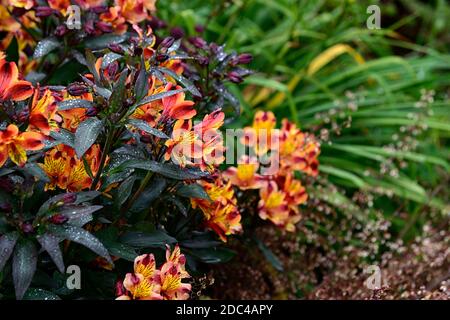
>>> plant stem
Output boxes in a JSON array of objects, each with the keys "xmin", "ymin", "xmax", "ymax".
[
  {"xmin": 121, "ymin": 171, "xmax": 154, "ymax": 215},
  {"xmin": 91, "ymin": 126, "xmax": 115, "ymax": 190}
]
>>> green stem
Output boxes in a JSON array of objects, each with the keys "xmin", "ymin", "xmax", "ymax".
[
  {"xmin": 91, "ymin": 127, "xmax": 115, "ymax": 190},
  {"xmin": 121, "ymin": 171, "xmax": 154, "ymax": 215}
]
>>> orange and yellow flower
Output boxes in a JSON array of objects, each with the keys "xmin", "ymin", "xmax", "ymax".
[
  {"xmin": 40, "ymin": 144, "xmax": 101, "ymax": 192},
  {"xmin": 241, "ymin": 110, "xmax": 279, "ymax": 156},
  {"xmin": 116, "ymin": 245, "xmax": 191, "ymax": 301},
  {"xmin": 115, "ymin": 0, "xmax": 156, "ymax": 24},
  {"xmin": 223, "ymin": 155, "xmax": 266, "ymax": 190},
  {"xmin": 0, "ymin": 55, "xmax": 34, "ymax": 101},
  {"xmin": 191, "ymin": 178, "xmax": 242, "ymax": 242},
  {"xmin": 0, "ymin": 124, "xmax": 45, "ymax": 167}
]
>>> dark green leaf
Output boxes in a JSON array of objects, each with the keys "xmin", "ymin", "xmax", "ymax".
[
  {"xmin": 159, "ymin": 67, "xmax": 201, "ymax": 97},
  {"xmin": 13, "ymin": 240, "xmax": 37, "ymax": 300},
  {"xmin": 127, "ymin": 119, "xmax": 169, "ymax": 139},
  {"xmin": 85, "ymin": 50, "xmax": 100, "ymax": 83},
  {"xmin": 109, "ymin": 70, "xmax": 128, "ymax": 113},
  {"xmin": 125, "ymin": 160, "xmax": 209, "ymax": 180},
  {"xmin": 36, "ymin": 234, "xmax": 64, "ymax": 273},
  {"xmin": 50, "ymin": 128, "xmax": 75, "ymax": 148},
  {"xmin": 176, "ymin": 183, "xmax": 211, "ymax": 200},
  {"xmin": 189, "ymin": 247, "xmax": 236, "ymax": 264},
  {"xmin": 84, "ymin": 33, "xmax": 128, "ymax": 50},
  {"xmin": 255, "ymin": 237, "xmax": 284, "ymax": 272},
  {"xmin": 60, "ymin": 205, "xmax": 103, "ymax": 227},
  {"xmin": 23, "ymin": 288, "xmax": 61, "ymax": 300},
  {"xmin": 22, "ymin": 163, "xmax": 50, "ymax": 183},
  {"xmin": 82, "ymin": 156, "xmax": 94, "ymax": 179},
  {"xmin": 128, "ymin": 88, "xmax": 184, "ymax": 115},
  {"xmin": 48, "ymin": 225, "xmax": 112, "ymax": 265},
  {"xmin": 105, "ymin": 242, "xmax": 137, "ymax": 262},
  {"xmin": 75, "ymin": 117, "xmax": 103, "ymax": 158},
  {"xmin": 134, "ymin": 62, "xmax": 149, "ymax": 101},
  {"xmin": 57, "ymin": 99, "xmax": 93, "ymax": 111},
  {"xmin": 6, "ymin": 36, "xmax": 19, "ymax": 64},
  {"xmin": 0, "ymin": 232, "xmax": 19, "ymax": 271},
  {"xmin": 33, "ymin": 37, "xmax": 59, "ymax": 59},
  {"xmin": 115, "ymin": 175, "xmax": 135, "ymax": 207},
  {"xmin": 130, "ymin": 178, "xmax": 167, "ymax": 213},
  {"xmin": 120, "ymin": 230, "xmax": 177, "ymax": 248}
]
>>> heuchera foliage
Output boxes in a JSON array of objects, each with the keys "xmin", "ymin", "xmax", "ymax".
[{"xmin": 0, "ymin": 0, "xmax": 319, "ymax": 300}]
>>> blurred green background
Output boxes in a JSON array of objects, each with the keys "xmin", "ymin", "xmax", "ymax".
[{"xmin": 156, "ymin": 0, "xmax": 449, "ymax": 243}]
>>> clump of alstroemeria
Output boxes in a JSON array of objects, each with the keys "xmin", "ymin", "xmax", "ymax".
[
  {"xmin": 116, "ymin": 245, "xmax": 191, "ymax": 300},
  {"xmin": 223, "ymin": 111, "xmax": 320, "ymax": 232}
]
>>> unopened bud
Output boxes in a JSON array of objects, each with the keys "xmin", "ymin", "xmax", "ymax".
[
  {"xmin": 67, "ymin": 83, "xmax": 89, "ymax": 96},
  {"xmin": 108, "ymin": 43, "xmax": 124, "ymax": 54},
  {"xmin": 228, "ymin": 71, "xmax": 243, "ymax": 83},
  {"xmin": 96, "ymin": 21, "xmax": 112, "ymax": 33},
  {"xmin": 35, "ymin": 6, "xmax": 57, "ymax": 17},
  {"xmin": 91, "ymin": 5, "xmax": 108, "ymax": 14},
  {"xmin": 55, "ymin": 24, "xmax": 68, "ymax": 37},
  {"xmin": 62, "ymin": 193, "xmax": 77, "ymax": 204},
  {"xmin": 86, "ymin": 106, "xmax": 98, "ymax": 116},
  {"xmin": 21, "ymin": 223, "xmax": 34, "ymax": 234},
  {"xmin": 170, "ymin": 27, "xmax": 185, "ymax": 39},
  {"xmin": 237, "ymin": 53, "xmax": 252, "ymax": 64},
  {"xmin": 189, "ymin": 37, "xmax": 206, "ymax": 49},
  {"xmin": 159, "ymin": 36, "xmax": 175, "ymax": 49},
  {"xmin": 50, "ymin": 213, "xmax": 68, "ymax": 225}
]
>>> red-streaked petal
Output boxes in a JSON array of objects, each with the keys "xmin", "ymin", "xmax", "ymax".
[{"xmin": 6, "ymin": 80, "xmax": 34, "ymax": 101}]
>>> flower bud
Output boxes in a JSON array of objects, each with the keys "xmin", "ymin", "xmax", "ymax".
[
  {"xmin": 159, "ymin": 36, "xmax": 175, "ymax": 49},
  {"xmin": 67, "ymin": 83, "xmax": 89, "ymax": 96},
  {"xmin": 195, "ymin": 24, "xmax": 205, "ymax": 33},
  {"xmin": 170, "ymin": 27, "xmax": 185, "ymax": 40},
  {"xmin": 54, "ymin": 24, "xmax": 68, "ymax": 37},
  {"xmin": 108, "ymin": 43, "xmax": 124, "ymax": 54},
  {"xmin": 0, "ymin": 202, "xmax": 12, "ymax": 213},
  {"xmin": 106, "ymin": 62, "xmax": 119, "ymax": 78},
  {"xmin": 62, "ymin": 193, "xmax": 77, "ymax": 204},
  {"xmin": 197, "ymin": 56, "xmax": 209, "ymax": 66},
  {"xmin": 228, "ymin": 71, "xmax": 243, "ymax": 83},
  {"xmin": 35, "ymin": 6, "xmax": 57, "ymax": 17},
  {"xmin": 140, "ymin": 134, "xmax": 152, "ymax": 144},
  {"xmin": 50, "ymin": 213, "xmax": 69, "ymax": 225},
  {"xmin": 237, "ymin": 53, "xmax": 253, "ymax": 64},
  {"xmin": 189, "ymin": 36, "xmax": 207, "ymax": 49},
  {"xmin": 156, "ymin": 54, "xmax": 169, "ymax": 62},
  {"xmin": 86, "ymin": 106, "xmax": 98, "ymax": 116},
  {"xmin": 96, "ymin": 21, "xmax": 112, "ymax": 33},
  {"xmin": 21, "ymin": 223, "xmax": 34, "ymax": 234},
  {"xmin": 91, "ymin": 5, "xmax": 108, "ymax": 14},
  {"xmin": 84, "ymin": 20, "xmax": 95, "ymax": 34}
]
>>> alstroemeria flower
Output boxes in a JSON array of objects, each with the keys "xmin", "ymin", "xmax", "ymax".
[
  {"xmin": 223, "ymin": 155, "xmax": 266, "ymax": 190},
  {"xmin": 165, "ymin": 120, "xmax": 203, "ymax": 167},
  {"xmin": 161, "ymin": 83, "xmax": 196, "ymax": 120},
  {"xmin": 242, "ymin": 111, "xmax": 279, "ymax": 156},
  {"xmin": 258, "ymin": 174, "xmax": 307, "ymax": 232},
  {"xmin": 191, "ymin": 178, "xmax": 242, "ymax": 242},
  {"xmin": 134, "ymin": 254, "xmax": 157, "ymax": 278},
  {"xmin": 115, "ymin": 0, "xmax": 155, "ymax": 24},
  {"xmin": 28, "ymin": 89, "xmax": 61, "ymax": 135},
  {"xmin": 40, "ymin": 144, "xmax": 101, "ymax": 191},
  {"xmin": 9, "ymin": 0, "xmax": 34, "ymax": 10},
  {"xmin": 279, "ymin": 119, "xmax": 320, "ymax": 176},
  {"xmin": 0, "ymin": 124, "xmax": 45, "ymax": 167},
  {"xmin": 0, "ymin": 56, "xmax": 34, "ymax": 101},
  {"xmin": 116, "ymin": 245, "xmax": 191, "ymax": 301},
  {"xmin": 122, "ymin": 273, "xmax": 162, "ymax": 300}
]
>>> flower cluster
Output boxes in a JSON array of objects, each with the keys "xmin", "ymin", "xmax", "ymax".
[
  {"xmin": 224, "ymin": 111, "xmax": 320, "ymax": 232},
  {"xmin": 116, "ymin": 245, "xmax": 191, "ymax": 300},
  {"xmin": 191, "ymin": 176, "xmax": 242, "ymax": 242}
]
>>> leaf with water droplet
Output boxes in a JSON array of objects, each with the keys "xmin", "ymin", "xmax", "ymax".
[
  {"xmin": 33, "ymin": 37, "xmax": 59, "ymax": 59},
  {"xmin": 0, "ymin": 232, "xmax": 19, "ymax": 271},
  {"xmin": 13, "ymin": 240, "xmax": 37, "ymax": 300},
  {"xmin": 37, "ymin": 234, "xmax": 64, "ymax": 273},
  {"xmin": 159, "ymin": 67, "xmax": 202, "ymax": 97},
  {"xmin": 75, "ymin": 117, "xmax": 103, "ymax": 158},
  {"xmin": 23, "ymin": 288, "xmax": 61, "ymax": 300},
  {"xmin": 57, "ymin": 99, "xmax": 93, "ymax": 111},
  {"xmin": 125, "ymin": 159, "xmax": 210, "ymax": 180},
  {"xmin": 101, "ymin": 52, "xmax": 122, "ymax": 69},
  {"xmin": 176, "ymin": 183, "xmax": 211, "ymax": 200},
  {"xmin": 127, "ymin": 119, "xmax": 168, "ymax": 139},
  {"xmin": 50, "ymin": 128, "xmax": 75, "ymax": 148},
  {"xmin": 60, "ymin": 205, "xmax": 103, "ymax": 227},
  {"xmin": 47, "ymin": 225, "xmax": 112, "ymax": 265}
]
